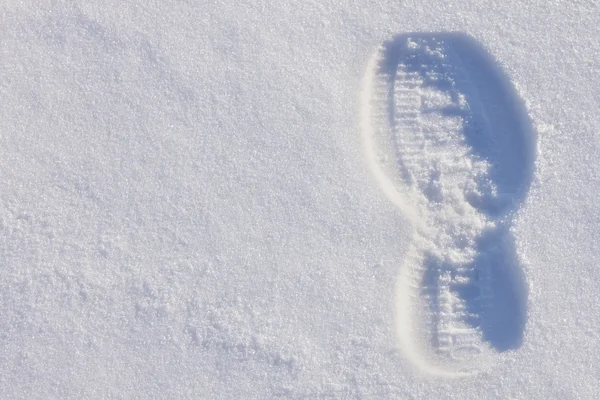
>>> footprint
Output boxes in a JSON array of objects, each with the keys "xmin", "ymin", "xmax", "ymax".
[{"xmin": 360, "ymin": 33, "xmax": 535, "ymax": 377}]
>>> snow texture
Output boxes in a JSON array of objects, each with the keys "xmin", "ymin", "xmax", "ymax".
[{"xmin": 1, "ymin": 1, "xmax": 600, "ymax": 399}]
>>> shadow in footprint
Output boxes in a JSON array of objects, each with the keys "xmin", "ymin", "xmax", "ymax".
[{"xmin": 380, "ymin": 33, "xmax": 536, "ymax": 353}]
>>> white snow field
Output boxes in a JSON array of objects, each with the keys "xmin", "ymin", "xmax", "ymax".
[{"xmin": 1, "ymin": 1, "xmax": 600, "ymax": 398}]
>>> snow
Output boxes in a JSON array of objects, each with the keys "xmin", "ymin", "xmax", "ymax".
[{"xmin": 1, "ymin": 0, "xmax": 600, "ymax": 398}]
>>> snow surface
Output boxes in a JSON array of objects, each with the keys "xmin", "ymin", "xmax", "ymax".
[{"xmin": 1, "ymin": 1, "xmax": 600, "ymax": 398}]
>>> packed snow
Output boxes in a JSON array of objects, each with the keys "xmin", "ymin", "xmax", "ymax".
[{"xmin": 1, "ymin": 1, "xmax": 600, "ymax": 398}]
